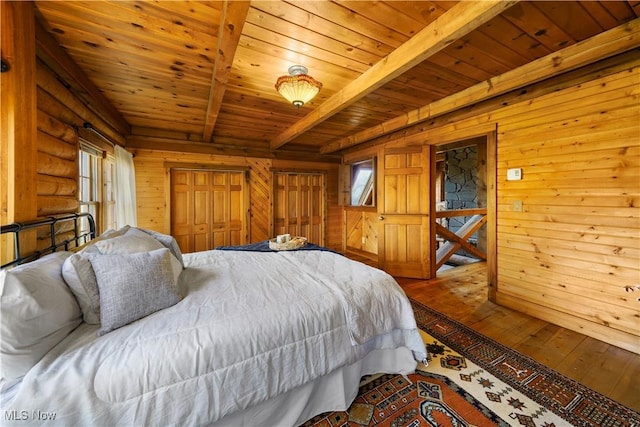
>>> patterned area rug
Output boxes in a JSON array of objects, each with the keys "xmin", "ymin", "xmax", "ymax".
[{"xmin": 303, "ymin": 299, "xmax": 640, "ymax": 427}]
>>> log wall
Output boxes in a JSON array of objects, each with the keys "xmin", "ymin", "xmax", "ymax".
[
  {"xmin": 131, "ymin": 149, "xmax": 343, "ymax": 251},
  {"xmin": 35, "ymin": 109, "xmax": 78, "ymax": 216},
  {"xmin": 2, "ymin": 4, "xmax": 108, "ymax": 259},
  {"xmin": 32, "ymin": 53, "xmax": 121, "ymax": 249},
  {"xmin": 31, "ymin": 60, "xmax": 80, "ymax": 249}
]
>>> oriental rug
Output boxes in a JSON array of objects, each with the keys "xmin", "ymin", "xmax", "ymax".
[{"xmin": 303, "ymin": 299, "xmax": 640, "ymax": 427}]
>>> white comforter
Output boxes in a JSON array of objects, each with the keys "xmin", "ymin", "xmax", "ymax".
[{"xmin": 3, "ymin": 249, "xmax": 425, "ymax": 426}]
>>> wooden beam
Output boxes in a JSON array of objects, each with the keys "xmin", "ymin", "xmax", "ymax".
[
  {"xmin": 269, "ymin": 0, "xmax": 518, "ymax": 150},
  {"xmin": 1, "ymin": 1, "xmax": 39, "ymax": 261},
  {"xmin": 131, "ymin": 126, "xmax": 204, "ymax": 143},
  {"xmin": 127, "ymin": 136, "xmax": 341, "ymax": 163},
  {"xmin": 34, "ymin": 16, "xmax": 130, "ymax": 137},
  {"xmin": 436, "ymin": 208, "xmax": 488, "ymax": 219},
  {"xmin": 2, "ymin": 2, "xmax": 38, "ymax": 222},
  {"xmin": 435, "ymin": 216, "xmax": 487, "ymax": 270},
  {"xmin": 321, "ymin": 17, "xmax": 640, "ymax": 154},
  {"xmin": 202, "ymin": 1, "xmax": 250, "ymax": 142}
]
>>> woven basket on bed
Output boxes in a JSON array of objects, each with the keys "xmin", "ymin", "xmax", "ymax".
[{"xmin": 268, "ymin": 237, "xmax": 307, "ymax": 251}]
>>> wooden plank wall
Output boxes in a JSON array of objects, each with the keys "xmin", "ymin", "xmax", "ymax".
[
  {"xmin": 347, "ymin": 60, "xmax": 639, "ymax": 353},
  {"xmin": 132, "ymin": 149, "xmax": 343, "ymax": 251},
  {"xmin": 324, "ymin": 165, "xmax": 342, "ymax": 251},
  {"xmin": 345, "ymin": 210, "xmax": 379, "ymax": 257},
  {"xmin": 494, "ymin": 66, "xmax": 639, "ymax": 353}
]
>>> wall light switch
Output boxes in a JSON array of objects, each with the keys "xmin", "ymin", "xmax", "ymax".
[
  {"xmin": 507, "ymin": 168, "xmax": 522, "ymax": 181},
  {"xmin": 513, "ymin": 200, "xmax": 523, "ymax": 212}
]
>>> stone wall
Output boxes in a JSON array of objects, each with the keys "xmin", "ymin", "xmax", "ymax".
[
  {"xmin": 444, "ymin": 146, "xmax": 482, "ymax": 256},
  {"xmin": 445, "ymin": 146, "xmax": 478, "ymax": 224}
]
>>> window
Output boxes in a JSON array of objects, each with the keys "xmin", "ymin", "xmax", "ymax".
[
  {"xmin": 350, "ymin": 159, "xmax": 375, "ymax": 206},
  {"xmin": 79, "ymin": 143, "xmax": 116, "ymax": 233},
  {"xmin": 103, "ymin": 156, "xmax": 116, "ymax": 230},
  {"xmin": 79, "ymin": 146, "xmax": 99, "ymax": 222}
]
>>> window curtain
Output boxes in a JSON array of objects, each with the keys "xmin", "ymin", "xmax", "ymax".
[{"xmin": 115, "ymin": 145, "xmax": 137, "ymax": 227}]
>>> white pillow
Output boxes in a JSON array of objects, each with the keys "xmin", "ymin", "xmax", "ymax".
[
  {"xmin": 88, "ymin": 249, "xmax": 181, "ymax": 336},
  {"xmin": 101, "ymin": 226, "xmax": 130, "ymax": 239},
  {"xmin": 94, "ymin": 227, "xmax": 165, "ymax": 254},
  {"xmin": 1, "ymin": 252, "xmax": 82, "ymax": 382},
  {"xmin": 62, "ymin": 253, "xmax": 101, "ymax": 324},
  {"xmin": 137, "ymin": 228, "xmax": 185, "ymax": 268},
  {"xmin": 72, "ymin": 225, "xmax": 130, "ymax": 254}
]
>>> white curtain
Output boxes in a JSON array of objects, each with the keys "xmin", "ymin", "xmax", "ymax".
[{"xmin": 115, "ymin": 145, "xmax": 137, "ymax": 227}]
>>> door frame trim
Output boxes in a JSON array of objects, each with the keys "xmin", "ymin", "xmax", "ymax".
[{"xmin": 426, "ymin": 126, "xmax": 497, "ymax": 299}]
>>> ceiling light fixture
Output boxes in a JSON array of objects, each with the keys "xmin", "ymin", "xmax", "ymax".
[{"xmin": 275, "ymin": 65, "xmax": 322, "ymax": 109}]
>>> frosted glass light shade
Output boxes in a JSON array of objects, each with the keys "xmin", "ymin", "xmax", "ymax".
[{"xmin": 275, "ymin": 66, "xmax": 322, "ymax": 108}]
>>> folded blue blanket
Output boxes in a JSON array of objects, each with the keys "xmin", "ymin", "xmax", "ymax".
[{"xmin": 216, "ymin": 240, "xmax": 340, "ymax": 254}]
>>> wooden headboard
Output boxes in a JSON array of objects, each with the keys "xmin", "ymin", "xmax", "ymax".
[{"xmin": 0, "ymin": 213, "xmax": 96, "ymax": 269}]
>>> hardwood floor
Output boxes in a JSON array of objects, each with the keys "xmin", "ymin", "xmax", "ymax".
[{"xmin": 396, "ymin": 261, "xmax": 640, "ymax": 412}]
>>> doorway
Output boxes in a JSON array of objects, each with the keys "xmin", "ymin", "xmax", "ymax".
[{"xmin": 434, "ymin": 135, "xmax": 491, "ymax": 274}]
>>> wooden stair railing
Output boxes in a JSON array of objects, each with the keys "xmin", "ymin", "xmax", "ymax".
[{"xmin": 435, "ymin": 208, "xmax": 487, "ymax": 270}]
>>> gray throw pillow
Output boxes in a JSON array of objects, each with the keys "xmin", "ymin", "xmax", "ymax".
[{"xmin": 88, "ymin": 248, "xmax": 181, "ymax": 336}]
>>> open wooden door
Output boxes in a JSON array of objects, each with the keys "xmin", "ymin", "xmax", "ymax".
[{"xmin": 378, "ymin": 146, "xmax": 435, "ymax": 279}]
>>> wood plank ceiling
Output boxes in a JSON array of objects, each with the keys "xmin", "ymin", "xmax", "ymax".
[{"xmin": 33, "ymin": 1, "xmax": 640, "ymax": 160}]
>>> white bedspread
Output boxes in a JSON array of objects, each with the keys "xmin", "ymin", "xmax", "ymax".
[{"xmin": 3, "ymin": 249, "xmax": 425, "ymax": 426}]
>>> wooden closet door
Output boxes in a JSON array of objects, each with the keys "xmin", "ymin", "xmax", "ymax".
[
  {"xmin": 171, "ymin": 169, "xmax": 246, "ymax": 253},
  {"xmin": 273, "ymin": 172, "xmax": 325, "ymax": 246}
]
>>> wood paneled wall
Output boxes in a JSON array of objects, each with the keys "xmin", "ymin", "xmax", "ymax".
[
  {"xmin": 345, "ymin": 209, "xmax": 379, "ymax": 256},
  {"xmin": 346, "ymin": 59, "xmax": 639, "ymax": 353},
  {"xmin": 132, "ymin": 149, "xmax": 343, "ymax": 251},
  {"xmin": 493, "ymin": 66, "xmax": 639, "ymax": 354}
]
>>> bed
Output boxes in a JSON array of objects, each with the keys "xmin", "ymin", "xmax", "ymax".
[{"xmin": 0, "ymin": 214, "xmax": 426, "ymax": 426}]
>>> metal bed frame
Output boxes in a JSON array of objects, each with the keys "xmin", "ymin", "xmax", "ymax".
[{"xmin": 0, "ymin": 212, "xmax": 96, "ymax": 269}]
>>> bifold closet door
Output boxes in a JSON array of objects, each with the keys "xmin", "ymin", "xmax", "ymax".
[
  {"xmin": 272, "ymin": 172, "xmax": 325, "ymax": 246},
  {"xmin": 171, "ymin": 169, "xmax": 246, "ymax": 253}
]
